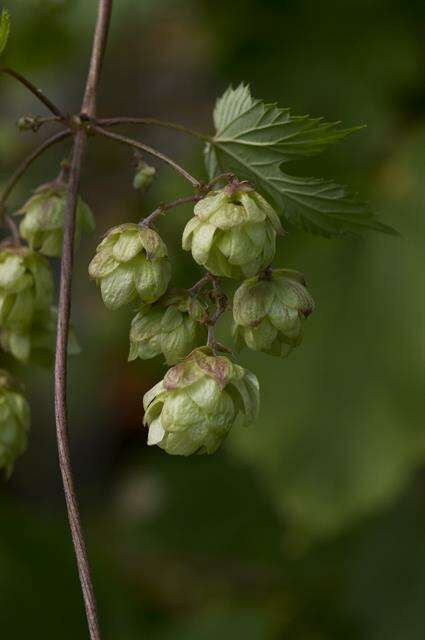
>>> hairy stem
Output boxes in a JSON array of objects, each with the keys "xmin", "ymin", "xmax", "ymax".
[
  {"xmin": 96, "ymin": 116, "xmax": 208, "ymax": 140},
  {"xmin": 54, "ymin": 1, "xmax": 114, "ymax": 639},
  {"xmin": 0, "ymin": 67, "xmax": 65, "ymax": 117},
  {"xmin": 91, "ymin": 125, "xmax": 201, "ymax": 188},
  {"xmin": 0, "ymin": 129, "xmax": 71, "ymax": 217}
]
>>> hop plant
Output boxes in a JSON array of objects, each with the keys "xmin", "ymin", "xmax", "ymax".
[
  {"xmin": 233, "ymin": 269, "xmax": 315, "ymax": 356},
  {"xmin": 128, "ymin": 289, "xmax": 207, "ymax": 365},
  {"xmin": 182, "ymin": 182, "xmax": 283, "ymax": 279},
  {"xmin": 143, "ymin": 347, "xmax": 260, "ymax": 456},
  {"xmin": 17, "ymin": 180, "xmax": 95, "ymax": 257},
  {"xmin": 0, "ymin": 370, "xmax": 30, "ymax": 477},
  {"xmin": 0, "ymin": 247, "xmax": 53, "ymax": 331},
  {"xmin": 88, "ymin": 223, "xmax": 171, "ymax": 309},
  {"xmin": 133, "ymin": 159, "xmax": 156, "ymax": 190},
  {"xmin": 0, "ymin": 306, "xmax": 80, "ymax": 365}
]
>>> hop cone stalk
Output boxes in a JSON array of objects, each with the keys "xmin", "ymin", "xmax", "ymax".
[
  {"xmin": 88, "ymin": 223, "xmax": 171, "ymax": 309},
  {"xmin": 182, "ymin": 183, "xmax": 282, "ymax": 279},
  {"xmin": 233, "ymin": 269, "xmax": 314, "ymax": 356},
  {"xmin": 129, "ymin": 289, "xmax": 207, "ymax": 365},
  {"xmin": 143, "ymin": 347, "xmax": 260, "ymax": 456},
  {"xmin": 0, "ymin": 370, "xmax": 30, "ymax": 477},
  {"xmin": 18, "ymin": 181, "xmax": 95, "ymax": 257}
]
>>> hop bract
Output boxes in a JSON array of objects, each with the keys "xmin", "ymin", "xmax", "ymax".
[
  {"xmin": 143, "ymin": 346, "xmax": 260, "ymax": 456},
  {"xmin": 129, "ymin": 289, "xmax": 207, "ymax": 365},
  {"xmin": 18, "ymin": 182, "xmax": 95, "ymax": 257},
  {"xmin": 0, "ymin": 248, "xmax": 53, "ymax": 332},
  {"xmin": 0, "ymin": 306, "xmax": 80, "ymax": 365},
  {"xmin": 233, "ymin": 269, "xmax": 314, "ymax": 356},
  {"xmin": 182, "ymin": 183, "xmax": 282, "ymax": 279},
  {"xmin": 0, "ymin": 370, "xmax": 30, "ymax": 477},
  {"xmin": 88, "ymin": 223, "xmax": 171, "ymax": 309}
]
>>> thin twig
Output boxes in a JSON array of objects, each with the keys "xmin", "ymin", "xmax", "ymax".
[
  {"xmin": 0, "ymin": 129, "xmax": 71, "ymax": 216},
  {"xmin": 140, "ymin": 194, "xmax": 203, "ymax": 227},
  {"xmin": 54, "ymin": 1, "xmax": 114, "ymax": 639},
  {"xmin": 4, "ymin": 214, "xmax": 21, "ymax": 245},
  {"xmin": 91, "ymin": 125, "xmax": 201, "ymax": 188},
  {"xmin": 0, "ymin": 67, "xmax": 65, "ymax": 117},
  {"xmin": 188, "ymin": 272, "xmax": 212, "ymax": 295},
  {"xmin": 96, "ymin": 116, "xmax": 208, "ymax": 141}
]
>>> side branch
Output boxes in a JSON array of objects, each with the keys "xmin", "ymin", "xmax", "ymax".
[
  {"xmin": 91, "ymin": 126, "xmax": 201, "ymax": 189},
  {"xmin": 96, "ymin": 117, "xmax": 208, "ymax": 141},
  {"xmin": 0, "ymin": 67, "xmax": 65, "ymax": 117}
]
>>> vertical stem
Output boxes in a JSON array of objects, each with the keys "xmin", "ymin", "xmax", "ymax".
[{"xmin": 54, "ymin": 1, "xmax": 113, "ymax": 639}]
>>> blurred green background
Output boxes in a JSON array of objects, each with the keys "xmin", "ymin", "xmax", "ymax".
[{"xmin": 1, "ymin": 0, "xmax": 424, "ymax": 638}]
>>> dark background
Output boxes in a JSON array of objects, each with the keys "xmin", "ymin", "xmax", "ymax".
[{"xmin": 0, "ymin": 1, "xmax": 424, "ymax": 638}]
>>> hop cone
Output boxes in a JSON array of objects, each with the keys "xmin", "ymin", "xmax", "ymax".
[
  {"xmin": 182, "ymin": 183, "xmax": 282, "ymax": 279},
  {"xmin": 143, "ymin": 346, "xmax": 260, "ymax": 456},
  {"xmin": 88, "ymin": 223, "xmax": 171, "ymax": 309},
  {"xmin": 0, "ymin": 306, "xmax": 80, "ymax": 365},
  {"xmin": 0, "ymin": 370, "xmax": 30, "ymax": 477},
  {"xmin": 133, "ymin": 160, "xmax": 156, "ymax": 190},
  {"xmin": 0, "ymin": 248, "xmax": 53, "ymax": 332},
  {"xmin": 129, "ymin": 290, "xmax": 207, "ymax": 365},
  {"xmin": 18, "ymin": 181, "xmax": 95, "ymax": 257},
  {"xmin": 233, "ymin": 269, "xmax": 314, "ymax": 356}
]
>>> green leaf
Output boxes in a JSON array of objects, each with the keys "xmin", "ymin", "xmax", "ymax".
[
  {"xmin": 206, "ymin": 84, "xmax": 397, "ymax": 237},
  {"xmin": 0, "ymin": 8, "xmax": 11, "ymax": 56}
]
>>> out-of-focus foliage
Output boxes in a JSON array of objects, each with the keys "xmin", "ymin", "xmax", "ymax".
[{"xmin": 0, "ymin": 0, "xmax": 424, "ymax": 638}]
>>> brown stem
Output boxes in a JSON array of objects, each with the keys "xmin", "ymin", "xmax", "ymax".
[
  {"xmin": 91, "ymin": 125, "xmax": 201, "ymax": 188},
  {"xmin": 140, "ymin": 194, "xmax": 203, "ymax": 227},
  {"xmin": 96, "ymin": 116, "xmax": 208, "ymax": 141},
  {"xmin": 0, "ymin": 67, "xmax": 65, "ymax": 117},
  {"xmin": 4, "ymin": 214, "xmax": 21, "ymax": 245},
  {"xmin": 0, "ymin": 129, "xmax": 71, "ymax": 216},
  {"xmin": 54, "ymin": 1, "xmax": 114, "ymax": 639}
]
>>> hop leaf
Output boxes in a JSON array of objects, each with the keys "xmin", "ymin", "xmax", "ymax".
[
  {"xmin": 0, "ymin": 370, "xmax": 30, "ymax": 478},
  {"xmin": 205, "ymin": 84, "xmax": 397, "ymax": 237},
  {"xmin": 0, "ymin": 8, "xmax": 11, "ymax": 57},
  {"xmin": 182, "ymin": 184, "xmax": 282, "ymax": 279},
  {"xmin": 143, "ymin": 347, "xmax": 260, "ymax": 456}
]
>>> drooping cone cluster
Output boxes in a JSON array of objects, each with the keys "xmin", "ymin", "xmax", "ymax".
[
  {"xmin": 143, "ymin": 347, "xmax": 259, "ymax": 456},
  {"xmin": 0, "ymin": 370, "xmax": 30, "ymax": 477},
  {"xmin": 129, "ymin": 289, "xmax": 207, "ymax": 365},
  {"xmin": 182, "ymin": 183, "xmax": 282, "ymax": 279},
  {"xmin": 18, "ymin": 181, "xmax": 95, "ymax": 257},
  {"xmin": 88, "ymin": 223, "xmax": 171, "ymax": 309},
  {"xmin": 233, "ymin": 269, "xmax": 315, "ymax": 356}
]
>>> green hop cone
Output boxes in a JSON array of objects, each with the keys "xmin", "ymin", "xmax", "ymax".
[
  {"xmin": 17, "ymin": 181, "xmax": 95, "ymax": 257},
  {"xmin": 129, "ymin": 289, "xmax": 207, "ymax": 365},
  {"xmin": 0, "ymin": 370, "xmax": 30, "ymax": 477},
  {"xmin": 88, "ymin": 223, "xmax": 171, "ymax": 309},
  {"xmin": 182, "ymin": 182, "xmax": 282, "ymax": 279},
  {"xmin": 232, "ymin": 269, "xmax": 315, "ymax": 356},
  {"xmin": 133, "ymin": 160, "xmax": 156, "ymax": 190},
  {"xmin": 0, "ymin": 306, "xmax": 80, "ymax": 365},
  {"xmin": 143, "ymin": 346, "xmax": 260, "ymax": 456},
  {"xmin": 0, "ymin": 247, "xmax": 54, "ymax": 331}
]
